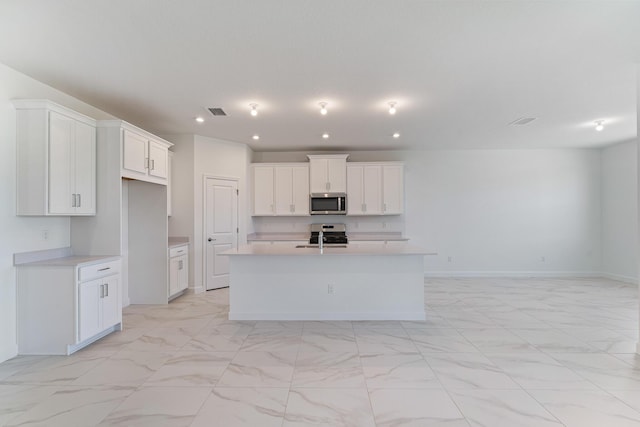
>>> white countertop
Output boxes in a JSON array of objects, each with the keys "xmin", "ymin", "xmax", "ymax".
[
  {"xmin": 222, "ymin": 243, "xmax": 435, "ymax": 256},
  {"xmin": 16, "ymin": 255, "xmax": 121, "ymax": 267},
  {"xmin": 168, "ymin": 236, "xmax": 190, "ymax": 248}
]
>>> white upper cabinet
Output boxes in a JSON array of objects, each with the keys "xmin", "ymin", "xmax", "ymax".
[
  {"xmin": 251, "ymin": 163, "xmax": 310, "ymax": 216},
  {"xmin": 252, "ymin": 165, "xmax": 275, "ymax": 215},
  {"xmin": 347, "ymin": 162, "xmax": 404, "ymax": 215},
  {"xmin": 347, "ymin": 164, "xmax": 383, "ymax": 215},
  {"xmin": 121, "ymin": 129, "xmax": 170, "ymax": 184},
  {"xmin": 382, "ymin": 163, "xmax": 404, "ymax": 214},
  {"xmin": 275, "ymin": 165, "xmax": 309, "ymax": 215},
  {"xmin": 14, "ymin": 100, "xmax": 96, "ymax": 216},
  {"xmin": 308, "ymin": 154, "xmax": 349, "ymax": 193}
]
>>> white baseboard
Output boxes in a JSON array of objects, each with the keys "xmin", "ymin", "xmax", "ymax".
[
  {"xmin": 424, "ymin": 271, "xmax": 601, "ymax": 279},
  {"xmin": 189, "ymin": 284, "xmax": 205, "ymax": 294},
  {"xmin": 0, "ymin": 344, "xmax": 18, "ymax": 364},
  {"xmin": 229, "ymin": 311, "xmax": 426, "ymax": 321},
  {"xmin": 599, "ymin": 272, "xmax": 638, "ymax": 285}
]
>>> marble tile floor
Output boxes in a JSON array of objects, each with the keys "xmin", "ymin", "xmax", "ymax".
[{"xmin": 0, "ymin": 277, "xmax": 639, "ymax": 426}]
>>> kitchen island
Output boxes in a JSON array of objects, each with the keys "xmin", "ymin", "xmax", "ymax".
[{"xmin": 222, "ymin": 243, "xmax": 435, "ymax": 321}]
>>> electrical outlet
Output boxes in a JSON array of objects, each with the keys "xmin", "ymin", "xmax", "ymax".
[
  {"xmin": 42, "ymin": 230, "xmax": 49, "ymax": 240},
  {"xmin": 447, "ymin": 256, "xmax": 452, "ymax": 262},
  {"xmin": 540, "ymin": 256, "xmax": 545, "ymax": 262},
  {"xmin": 327, "ymin": 284, "xmax": 334, "ymax": 294},
  {"xmin": 382, "ymin": 221, "xmax": 387, "ymax": 229}
]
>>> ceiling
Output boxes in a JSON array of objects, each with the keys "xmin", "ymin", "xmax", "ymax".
[{"xmin": 0, "ymin": 0, "xmax": 638, "ymax": 151}]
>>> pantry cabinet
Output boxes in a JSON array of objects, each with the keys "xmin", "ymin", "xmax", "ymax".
[
  {"xmin": 307, "ymin": 154, "xmax": 349, "ymax": 193},
  {"xmin": 251, "ymin": 163, "xmax": 310, "ymax": 216},
  {"xmin": 14, "ymin": 100, "xmax": 96, "ymax": 216},
  {"xmin": 347, "ymin": 162, "xmax": 404, "ymax": 215}
]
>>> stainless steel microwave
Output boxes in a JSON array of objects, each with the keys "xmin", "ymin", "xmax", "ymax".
[{"xmin": 310, "ymin": 193, "xmax": 347, "ymax": 215}]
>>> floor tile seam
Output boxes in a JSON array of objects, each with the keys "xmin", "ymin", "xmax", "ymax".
[
  {"xmin": 518, "ymin": 387, "xmax": 588, "ymax": 427},
  {"xmin": 600, "ymin": 388, "xmax": 640, "ymax": 416},
  {"xmin": 541, "ymin": 353, "xmax": 623, "ymax": 389}
]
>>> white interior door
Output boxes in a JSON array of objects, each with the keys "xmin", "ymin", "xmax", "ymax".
[{"xmin": 205, "ymin": 178, "xmax": 238, "ymax": 290}]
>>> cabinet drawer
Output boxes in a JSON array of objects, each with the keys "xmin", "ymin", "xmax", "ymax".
[
  {"xmin": 169, "ymin": 245, "xmax": 188, "ymax": 258},
  {"xmin": 79, "ymin": 260, "xmax": 120, "ymax": 282}
]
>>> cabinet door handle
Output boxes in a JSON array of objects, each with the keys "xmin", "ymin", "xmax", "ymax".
[
  {"xmin": 72, "ymin": 194, "xmax": 77, "ymax": 207},
  {"xmin": 151, "ymin": 159, "xmax": 155, "ymax": 171},
  {"xmin": 100, "ymin": 284, "xmax": 104, "ymax": 298},
  {"xmin": 383, "ymin": 203, "xmax": 387, "ymax": 212},
  {"xmin": 326, "ymin": 182, "xmax": 330, "ymax": 191},
  {"xmin": 104, "ymin": 283, "xmax": 109, "ymax": 297},
  {"xmin": 145, "ymin": 157, "xmax": 149, "ymax": 169},
  {"xmin": 271, "ymin": 204, "xmax": 274, "ymax": 213},
  {"xmin": 98, "ymin": 267, "xmax": 111, "ymax": 272},
  {"xmin": 77, "ymin": 194, "xmax": 81, "ymax": 207},
  {"xmin": 290, "ymin": 204, "xmax": 294, "ymax": 212},
  {"xmin": 178, "ymin": 260, "xmax": 183, "ymax": 270}
]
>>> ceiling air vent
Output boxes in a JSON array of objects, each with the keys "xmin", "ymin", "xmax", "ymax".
[
  {"xmin": 208, "ymin": 107, "xmax": 227, "ymax": 117},
  {"xmin": 509, "ymin": 117, "xmax": 537, "ymax": 126}
]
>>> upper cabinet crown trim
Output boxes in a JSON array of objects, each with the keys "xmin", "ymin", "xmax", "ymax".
[
  {"xmin": 96, "ymin": 120, "xmax": 173, "ymax": 148},
  {"xmin": 12, "ymin": 99, "xmax": 97, "ymax": 127},
  {"xmin": 307, "ymin": 154, "xmax": 350, "ymax": 161}
]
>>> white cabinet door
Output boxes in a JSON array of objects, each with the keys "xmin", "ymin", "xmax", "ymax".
[
  {"xmin": 382, "ymin": 164, "xmax": 404, "ymax": 214},
  {"xmin": 327, "ymin": 158, "xmax": 347, "ymax": 192},
  {"xmin": 78, "ymin": 279, "xmax": 102, "ymax": 342},
  {"xmin": 48, "ymin": 111, "xmax": 75, "ymax": 215},
  {"xmin": 346, "ymin": 165, "xmax": 364, "ymax": 215},
  {"xmin": 177, "ymin": 254, "xmax": 188, "ymax": 292},
  {"xmin": 101, "ymin": 275, "xmax": 120, "ymax": 330},
  {"xmin": 169, "ymin": 256, "xmax": 180, "ymax": 296},
  {"xmin": 122, "ymin": 130, "xmax": 148, "ymax": 176},
  {"xmin": 252, "ymin": 166, "xmax": 275, "ymax": 215},
  {"xmin": 363, "ymin": 165, "xmax": 383, "ymax": 215},
  {"xmin": 274, "ymin": 166, "xmax": 294, "ymax": 215},
  {"xmin": 309, "ymin": 155, "xmax": 347, "ymax": 193},
  {"xmin": 309, "ymin": 158, "xmax": 329, "ymax": 193},
  {"xmin": 73, "ymin": 120, "xmax": 96, "ymax": 215},
  {"xmin": 291, "ymin": 166, "xmax": 309, "ymax": 215},
  {"xmin": 148, "ymin": 139, "xmax": 168, "ymax": 179}
]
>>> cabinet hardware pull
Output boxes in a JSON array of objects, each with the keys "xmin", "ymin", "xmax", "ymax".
[
  {"xmin": 98, "ymin": 267, "xmax": 111, "ymax": 272},
  {"xmin": 151, "ymin": 159, "xmax": 155, "ymax": 170},
  {"xmin": 72, "ymin": 194, "xmax": 76, "ymax": 207},
  {"xmin": 176, "ymin": 250, "xmax": 184, "ymax": 253},
  {"xmin": 383, "ymin": 203, "xmax": 387, "ymax": 212},
  {"xmin": 77, "ymin": 194, "xmax": 81, "ymax": 207},
  {"xmin": 178, "ymin": 260, "xmax": 183, "ymax": 270},
  {"xmin": 145, "ymin": 157, "xmax": 149, "ymax": 169},
  {"xmin": 100, "ymin": 284, "xmax": 104, "ymax": 298},
  {"xmin": 104, "ymin": 283, "xmax": 109, "ymax": 297}
]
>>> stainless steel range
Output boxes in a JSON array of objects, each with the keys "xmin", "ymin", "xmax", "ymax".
[{"xmin": 309, "ymin": 223, "xmax": 348, "ymax": 245}]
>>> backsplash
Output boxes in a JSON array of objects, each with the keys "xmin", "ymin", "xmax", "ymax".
[{"xmin": 252, "ymin": 215, "xmax": 405, "ymax": 234}]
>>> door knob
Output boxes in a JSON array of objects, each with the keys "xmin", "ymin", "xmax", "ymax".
[{"xmin": 208, "ymin": 238, "xmax": 216, "ymax": 242}]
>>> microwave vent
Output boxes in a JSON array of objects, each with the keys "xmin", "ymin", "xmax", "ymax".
[{"xmin": 208, "ymin": 107, "xmax": 227, "ymax": 117}]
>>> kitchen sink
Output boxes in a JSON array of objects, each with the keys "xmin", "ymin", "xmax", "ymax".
[{"xmin": 295, "ymin": 245, "xmax": 348, "ymax": 249}]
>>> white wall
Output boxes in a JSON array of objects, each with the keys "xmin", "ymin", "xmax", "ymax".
[
  {"xmin": 0, "ymin": 63, "xmax": 115, "ymax": 363},
  {"xmin": 601, "ymin": 140, "xmax": 638, "ymax": 282},
  {"xmin": 167, "ymin": 134, "xmax": 252, "ymax": 292},
  {"xmin": 253, "ymin": 149, "xmax": 603, "ymax": 275}
]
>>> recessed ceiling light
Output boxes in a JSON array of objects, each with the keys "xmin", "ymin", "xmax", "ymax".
[
  {"xmin": 195, "ymin": 116, "xmax": 205, "ymax": 123},
  {"xmin": 252, "ymin": 134, "xmax": 260, "ymax": 140},
  {"xmin": 322, "ymin": 133, "xmax": 330, "ymax": 139},
  {"xmin": 319, "ymin": 102, "xmax": 328, "ymax": 115},
  {"xmin": 249, "ymin": 103, "xmax": 258, "ymax": 117},
  {"xmin": 595, "ymin": 120, "xmax": 604, "ymax": 131},
  {"xmin": 388, "ymin": 102, "xmax": 397, "ymax": 115},
  {"xmin": 393, "ymin": 132, "xmax": 400, "ymax": 139}
]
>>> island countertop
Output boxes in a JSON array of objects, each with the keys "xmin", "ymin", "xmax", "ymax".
[{"xmin": 222, "ymin": 242, "xmax": 436, "ymax": 256}]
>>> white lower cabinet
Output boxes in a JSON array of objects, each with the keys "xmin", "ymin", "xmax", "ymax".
[
  {"xmin": 78, "ymin": 274, "xmax": 120, "ymax": 342},
  {"xmin": 169, "ymin": 244, "xmax": 189, "ymax": 299},
  {"xmin": 17, "ymin": 258, "xmax": 122, "ymax": 355}
]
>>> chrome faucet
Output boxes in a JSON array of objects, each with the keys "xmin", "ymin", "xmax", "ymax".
[{"xmin": 319, "ymin": 230, "xmax": 324, "ymax": 251}]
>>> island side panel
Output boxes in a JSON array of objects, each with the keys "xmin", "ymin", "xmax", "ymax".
[{"xmin": 228, "ymin": 254, "xmax": 425, "ymax": 320}]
